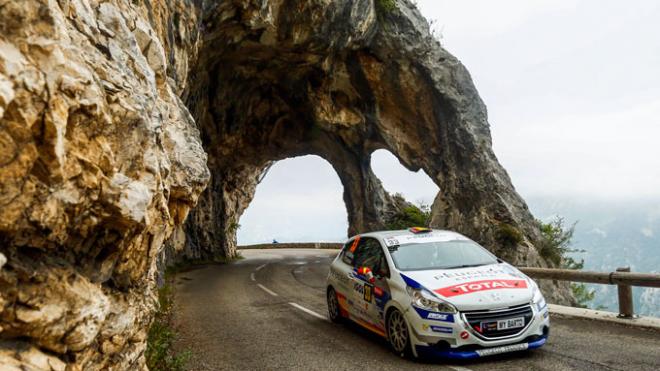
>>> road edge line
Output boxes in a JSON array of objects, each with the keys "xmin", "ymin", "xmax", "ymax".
[{"xmin": 289, "ymin": 302, "xmax": 328, "ymax": 321}]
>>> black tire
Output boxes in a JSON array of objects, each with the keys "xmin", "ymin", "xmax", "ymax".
[
  {"xmin": 386, "ymin": 308, "xmax": 413, "ymax": 358},
  {"xmin": 327, "ymin": 287, "xmax": 343, "ymax": 323}
]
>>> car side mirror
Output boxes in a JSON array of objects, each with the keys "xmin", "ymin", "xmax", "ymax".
[{"xmin": 357, "ymin": 266, "xmax": 376, "ymax": 283}]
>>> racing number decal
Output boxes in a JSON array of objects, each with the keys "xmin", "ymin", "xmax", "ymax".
[{"xmin": 364, "ymin": 284, "xmax": 373, "ymax": 303}]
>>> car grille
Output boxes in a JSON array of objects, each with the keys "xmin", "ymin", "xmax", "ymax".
[{"xmin": 462, "ymin": 304, "xmax": 534, "ymax": 340}]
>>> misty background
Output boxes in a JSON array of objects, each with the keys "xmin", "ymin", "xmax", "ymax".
[{"xmin": 237, "ymin": 0, "xmax": 660, "ymax": 315}]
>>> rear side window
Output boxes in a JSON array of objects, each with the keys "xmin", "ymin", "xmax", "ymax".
[{"xmin": 341, "ymin": 237, "xmax": 360, "ymax": 265}]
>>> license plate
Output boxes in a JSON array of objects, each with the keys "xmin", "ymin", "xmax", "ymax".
[
  {"xmin": 497, "ymin": 317, "xmax": 524, "ymax": 330},
  {"xmin": 475, "ymin": 342, "xmax": 528, "ymax": 357}
]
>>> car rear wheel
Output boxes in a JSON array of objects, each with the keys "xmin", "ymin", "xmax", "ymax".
[
  {"xmin": 387, "ymin": 308, "xmax": 412, "ymax": 357},
  {"xmin": 327, "ymin": 287, "xmax": 343, "ymax": 323}
]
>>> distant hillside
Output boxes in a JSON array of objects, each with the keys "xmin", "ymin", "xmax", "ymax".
[{"xmin": 528, "ymin": 196, "xmax": 660, "ymax": 317}]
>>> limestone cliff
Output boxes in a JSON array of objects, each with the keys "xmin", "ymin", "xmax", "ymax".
[{"xmin": 0, "ymin": 0, "xmax": 571, "ymax": 369}]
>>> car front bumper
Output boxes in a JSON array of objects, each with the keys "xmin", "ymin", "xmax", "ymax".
[
  {"xmin": 406, "ymin": 303, "xmax": 550, "ymax": 359},
  {"xmin": 415, "ymin": 334, "xmax": 548, "ymax": 359}
]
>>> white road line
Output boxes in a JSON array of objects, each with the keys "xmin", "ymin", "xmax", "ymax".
[
  {"xmin": 448, "ymin": 366, "xmax": 474, "ymax": 371},
  {"xmin": 288, "ymin": 302, "xmax": 328, "ymax": 321},
  {"xmin": 257, "ymin": 284, "xmax": 278, "ymax": 297},
  {"xmin": 255, "ymin": 264, "xmax": 267, "ymax": 271},
  {"xmin": 250, "ymin": 273, "xmax": 256, "ymax": 282}
]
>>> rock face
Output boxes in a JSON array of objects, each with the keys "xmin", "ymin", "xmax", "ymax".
[
  {"xmin": 0, "ymin": 0, "xmax": 209, "ymax": 369},
  {"xmin": 0, "ymin": 0, "xmax": 571, "ymax": 369}
]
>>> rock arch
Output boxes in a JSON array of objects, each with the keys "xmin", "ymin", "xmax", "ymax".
[
  {"xmin": 174, "ymin": 0, "xmax": 545, "ymax": 266},
  {"xmin": 0, "ymin": 0, "xmax": 570, "ymax": 369}
]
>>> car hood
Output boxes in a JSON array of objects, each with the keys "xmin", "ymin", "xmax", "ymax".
[{"xmin": 400, "ymin": 263, "xmax": 534, "ymax": 311}]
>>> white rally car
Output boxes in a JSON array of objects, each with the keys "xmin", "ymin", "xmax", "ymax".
[{"xmin": 326, "ymin": 228, "xmax": 549, "ymax": 359}]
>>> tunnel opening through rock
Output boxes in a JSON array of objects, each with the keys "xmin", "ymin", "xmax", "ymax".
[
  {"xmin": 370, "ymin": 149, "xmax": 439, "ymax": 207},
  {"xmin": 237, "ymin": 155, "xmax": 349, "ymax": 245}
]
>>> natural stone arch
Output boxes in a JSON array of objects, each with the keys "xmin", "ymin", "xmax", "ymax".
[
  {"xmin": 0, "ymin": 0, "xmax": 574, "ymax": 369},
  {"xmin": 175, "ymin": 0, "xmax": 548, "ymax": 267}
]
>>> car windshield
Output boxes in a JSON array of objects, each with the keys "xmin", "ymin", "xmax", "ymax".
[{"xmin": 388, "ymin": 240, "xmax": 498, "ymax": 271}]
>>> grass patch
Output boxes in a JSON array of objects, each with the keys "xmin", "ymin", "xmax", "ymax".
[
  {"xmin": 495, "ymin": 223, "xmax": 523, "ymax": 248},
  {"xmin": 147, "ymin": 252, "xmax": 244, "ymax": 370},
  {"xmin": 146, "ymin": 281, "xmax": 190, "ymax": 371}
]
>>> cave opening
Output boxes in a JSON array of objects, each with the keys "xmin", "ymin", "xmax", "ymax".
[{"xmin": 237, "ymin": 155, "xmax": 349, "ymax": 245}]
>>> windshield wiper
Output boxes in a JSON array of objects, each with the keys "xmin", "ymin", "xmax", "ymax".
[{"xmin": 443, "ymin": 263, "xmax": 489, "ymax": 269}]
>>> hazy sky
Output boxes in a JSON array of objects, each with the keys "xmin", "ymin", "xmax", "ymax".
[{"xmin": 238, "ymin": 0, "xmax": 660, "ymax": 244}]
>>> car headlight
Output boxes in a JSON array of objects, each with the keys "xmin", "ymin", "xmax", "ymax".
[
  {"xmin": 406, "ymin": 286, "xmax": 457, "ymax": 314},
  {"xmin": 532, "ymin": 284, "xmax": 547, "ymax": 311}
]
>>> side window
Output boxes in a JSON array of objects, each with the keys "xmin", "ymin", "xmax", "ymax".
[
  {"xmin": 341, "ymin": 237, "xmax": 359, "ymax": 265},
  {"xmin": 353, "ymin": 238, "xmax": 390, "ymax": 278}
]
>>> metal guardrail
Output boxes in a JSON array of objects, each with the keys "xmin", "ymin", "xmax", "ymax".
[
  {"xmin": 519, "ymin": 266, "xmax": 660, "ymax": 319},
  {"xmin": 238, "ymin": 243, "xmax": 660, "ymax": 319}
]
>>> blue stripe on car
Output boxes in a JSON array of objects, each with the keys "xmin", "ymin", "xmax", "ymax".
[{"xmin": 400, "ymin": 273, "xmax": 422, "ymax": 289}]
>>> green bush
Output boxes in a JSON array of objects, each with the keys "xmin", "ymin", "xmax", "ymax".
[
  {"xmin": 537, "ymin": 217, "xmax": 576, "ymax": 266},
  {"xmin": 385, "ymin": 203, "xmax": 431, "ymax": 230},
  {"xmin": 537, "ymin": 217, "xmax": 596, "ymax": 307}
]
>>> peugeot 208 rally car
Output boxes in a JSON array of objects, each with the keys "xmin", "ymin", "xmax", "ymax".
[{"xmin": 326, "ymin": 228, "xmax": 549, "ymax": 359}]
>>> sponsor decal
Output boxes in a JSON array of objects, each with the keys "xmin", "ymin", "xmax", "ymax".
[
  {"xmin": 412, "ymin": 307, "xmax": 454, "ymax": 323},
  {"xmin": 427, "ymin": 312, "xmax": 450, "ymax": 321},
  {"xmin": 383, "ymin": 233, "xmax": 467, "ymax": 247},
  {"xmin": 475, "ymin": 343, "xmax": 528, "ymax": 356},
  {"xmin": 374, "ymin": 286, "xmax": 384, "ymax": 297},
  {"xmin": 432, "ymin": 267, "xmax": 510, "ymax": 282},
  {"xmin": 460, "ymin": 331, "xmax": 469, "ymax": 340},
  {"xmin": 435, "ymin": 279, "xmax": 528, "ymax": 297},
  {"xmin": 431, "ymin": 326, "xmax": 453, "ymax": 334}
]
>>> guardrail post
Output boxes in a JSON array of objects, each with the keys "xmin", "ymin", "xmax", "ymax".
[{"xmin": 616, "ymin": 267, "xmax": 634, "ymax": 318}]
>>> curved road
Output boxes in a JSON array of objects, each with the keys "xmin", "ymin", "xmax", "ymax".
[{"xmin": 172, "ymin": 249, "xmax": 660, "ymax": 370}]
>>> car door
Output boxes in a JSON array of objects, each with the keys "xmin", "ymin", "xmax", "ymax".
[{"xmin": 350, "ymin": 237, "xmax": 392, "ymax": 335}]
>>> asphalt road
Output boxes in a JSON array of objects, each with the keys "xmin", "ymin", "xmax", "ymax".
[{"xmin": 172, "ymin": 249, "xmax": 660, "ymax": 370}]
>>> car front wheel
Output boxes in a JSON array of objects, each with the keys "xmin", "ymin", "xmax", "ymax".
[{"xmin": 386, "ymin": 308, "xmax": 412, "ymax": 358}]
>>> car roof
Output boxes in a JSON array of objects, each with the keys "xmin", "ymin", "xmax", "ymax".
[{"xmin": 351, "ymin": 229, "xmax": 468, "ymax": 241}]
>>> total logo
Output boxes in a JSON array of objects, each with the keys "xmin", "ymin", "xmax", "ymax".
[{"xmin": 435, "ymin": 279, "xmax": 528, "ymax": 297}]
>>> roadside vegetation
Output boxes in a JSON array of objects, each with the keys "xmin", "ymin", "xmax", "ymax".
[
  {"xmin": 537, "ymin": 217, "xmax": 596, "ymax": 308},
  {"xmin": 147, "ymin": 253, "xmax": 243, "ymax": 370},
  {"xmin": 385, "ymin": 195, "xmax": 431, "ymax": 230},
  {"xmin": 146, "ymin": 272, "xmax": 190, "ymax": 371}
]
